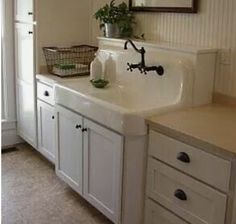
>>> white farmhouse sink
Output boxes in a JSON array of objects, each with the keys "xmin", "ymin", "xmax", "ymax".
[
  {"xmin": 54, "ymin": 38, "xmax": 217, "ymax": 136},
  {"xmin": 54, "ymin": 73, "xmax": 189, "ymax": 136}
]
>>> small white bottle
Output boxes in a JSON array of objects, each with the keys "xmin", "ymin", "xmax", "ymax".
[
  {"xmin": 90, "ymin": 55, "xmax": 102, "ymax": 80},
  {"xmin": 104, "ymin": 54, "xmax": 116, "ymax": 83}
]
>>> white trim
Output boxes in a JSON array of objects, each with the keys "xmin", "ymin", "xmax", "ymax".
[
  {"xmin": 1, "ymin": 120, "xmax": 23, "ymax": 148},
  {"xmin": 2, "ymin": 119, "xmax": 17, "ymax": 130},
  {"xmin": 1, "ymin": 0, "xmax": 6, "ymax": 120},
  {"xmin": 2, "ymin": 128, "xmax": 23, "ymax": 148},
  {"xmin": 1, "ymin": 0, "xmax": 16, "ymax": 122}
]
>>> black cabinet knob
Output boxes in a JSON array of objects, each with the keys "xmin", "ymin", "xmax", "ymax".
[
  {"xmin": 156, "ymin": 66, "xmax": 164, "ymax": 76},
  {"xmin": 174, "ymin": 189, "xmax": 187, "ymax": 201},
  {"xmin": 75, "ymin": 124, "xmax": 82, "ymax": 129},
  {"xmin": 43, "ymin": 91, "xmax": 49, "ymax": 97},
  {"xmin": 28, "ymin": 31, "xmax": 33, "ymax": 35},
  {"xmin": 177, "ymin": 152, "xmax": 190, "ymax": 163},
  {"xmin": 28, "ymin": 12, "xmax": 33, "ymax": 15},
  {"xmin": 82, "ymin": 128, "xmax": 87, "ymax": 132},
  {"xmin": 52, "ymin": 116, "xmax": 55, "ymax": 119}
]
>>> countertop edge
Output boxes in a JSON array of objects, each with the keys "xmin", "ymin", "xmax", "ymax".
[{"xmin": 147, "ymin": 121, "xmax": 236, "ymax": 160}]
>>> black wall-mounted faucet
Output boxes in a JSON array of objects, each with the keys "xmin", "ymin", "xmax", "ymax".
[{"xmin": 124, "ymin": 39, "xmax": 164, "ymax": 76}]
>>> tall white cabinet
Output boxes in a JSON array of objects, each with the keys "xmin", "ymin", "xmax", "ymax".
[
  {"xmin": 14, "ymin": 0, "xmax": 92, "ymax": 149},
  {"xmin": 14, "ymin": 2, "xmax": 37, "ymax": 147}
]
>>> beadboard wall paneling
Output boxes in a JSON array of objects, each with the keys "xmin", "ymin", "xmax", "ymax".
[{"xmin": 91, "ymin": 0, "xmax": 236, "ymax": 97}]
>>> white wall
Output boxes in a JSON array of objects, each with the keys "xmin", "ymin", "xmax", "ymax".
[
  {"xmin": 36, "ymin": 0, "xmax": 93, "ymax": 68},
  {"xmin": 91, "ymin": 0, "xmax": 236, "ymax": 98}
]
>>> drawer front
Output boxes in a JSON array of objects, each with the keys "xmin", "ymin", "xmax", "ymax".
[
  {"xmin": 149, "ymin": 131, "xmax": 231, "ymax": 192},
  {"xmin": 37, "ymin": 82, "xmax": 54, "ymax": 105},
  {"xmin": 147, "ymin": 158, "xmax": 227, "ymax": 224},
  {"xmin": 145, "ymin": 199, "xmax": 188, "ymax": 224}
]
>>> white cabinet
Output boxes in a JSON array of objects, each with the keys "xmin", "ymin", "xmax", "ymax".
[
  {"xmin": 37, "ymin": 100, "xmax": 55, "ymax": 163},
  {"xmin": 149, "ymin": 131, "xmax": 231, "ymax": 192},
  {"xmin": 55, "ymin": 105, "xmax": 83, "ymax": 194},
  {"xmin": 15, "ymin": 23, "xmax": 34, "ymax": 84},
  {"xmin": 15, "ymin": 0, "xmax": 34, "ymax": 22},
  {"xmin": 146, "ymin": 158, "xmax": 227, "ymax": 224},
  {"xmin": 145, "ymin": 199, "xmax": 188, "ymax": 224},
  {"xmin": 55, "ymin": 105, "xmax": 123, "ymax": 223},
  {"xmin": 145, "ymin": 128, "xmax": 232, "ymax": 224},
  {"xmin": 83, "ymin": 119, "xmax": 123, "ymax": 223},
  {"xmin": 15, "ymin": 22, "xmax": 36, "ymax": 147},
  {"xmin": 16, "ymin": 80, "xmax": 36, "ymax": 146}
]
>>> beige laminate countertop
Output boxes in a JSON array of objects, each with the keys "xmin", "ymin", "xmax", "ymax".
[
  {"xmin": 36, "ymin": 73, "xmax": 84, "ymax": 85},
  {"xmin": 146, "ymin": 104, "xmax": 236, "ymax": 159}
]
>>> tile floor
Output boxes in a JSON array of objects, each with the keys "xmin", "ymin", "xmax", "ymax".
[{"xmin": 2, "ymin": 144, "xmax": 112, "ymax": 224}]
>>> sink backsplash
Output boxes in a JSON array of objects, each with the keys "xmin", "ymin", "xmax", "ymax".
[{"xmin": 97, "ymin": 37, "xmax": 218, "ymax": 107}]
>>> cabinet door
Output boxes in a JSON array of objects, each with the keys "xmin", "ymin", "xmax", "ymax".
[
  {"xmin": 15, "ymin": 23, "xmax": 34, "ymax": 84},
  {"xmin": 55, "ymin": 105, "xmax": 83, "ymax": 195},
  {"xmin": 37, "ymin": 100, "xmax": 55, "ymax": 163},
  {"xmin": 83, "ymin": 119, "xmax": 123, "ymax": 224},
  {"xmin": 15, "ymin": 23, "xmax": 36, "ymax": 147},
  {"xmin": 15, "ymin": 0, "xmax": 34, "ymax": 22},
  {"xmin": 16, "ymin": 80, "xmax": 36, "ymax": 147},
  {"xmin": 145, "ymin": 199, "xmax": 188, "ymax": 224}
]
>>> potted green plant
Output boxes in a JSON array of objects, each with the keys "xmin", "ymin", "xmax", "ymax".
[{"xmin": 94, "ymin": 0, "xmax": 135, "ymax": 38}]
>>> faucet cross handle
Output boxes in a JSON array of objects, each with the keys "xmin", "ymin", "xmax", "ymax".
[
  {"xmin": 139, "ymin": 67, "xmax": 147, "ymax": 75},
  {"xmin": 127, "ymin": 63, "xmax": 133, "ymax": 72}
]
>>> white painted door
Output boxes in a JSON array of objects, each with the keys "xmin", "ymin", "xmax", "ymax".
[
  {"xmin": 15, "ymin": 0, "xmax": 34, "ymax": 22},
  {"xmin": 15, "ymin": 23, "xmax": 34, "ymax": 84},
  {"xmin": 15, "ymin": 23, "xmax": 36, "ymax": 147},
  {"xmin": 55, "ymin": 105, "xmax": 83, "ymax": 195},
  {"xmin": 16, "ymin": 80, "xmax": 36, "ymax": 146},
  {"xmin": 37, "ymin": 100, "xmax": 55, "ymax": 163},
  {"xmin": 83, "ymin": 119, "xmax": 123, "ymax": 224}
]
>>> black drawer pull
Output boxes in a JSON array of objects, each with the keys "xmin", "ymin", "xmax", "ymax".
[
  {"xmin": 43, "ymin": 91, "xmax": 49, "ymax": 96},
  {"xmin": 28, "ymin": 12, "xmax": 33, "ymax": 15},
  {"xmin": 174, "ymin": 189, "xmax": 187, "ymax": 201},
  {"xmin": 28, "ymin": 31, "xmax": 33, "ymax": 35},
  {"xmin": 177, "ymin": 152, "xmax": 190, "ymax": 163},
  {"xmin": 82, "ymin": 128, "xmax": 87, "ymax": 132},
  {"xmin": 75, "ymin": 124, "xmax": 82, "ymax": 129}
]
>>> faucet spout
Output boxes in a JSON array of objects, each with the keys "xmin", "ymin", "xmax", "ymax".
[
  {"xmin": 124, "ymin": 39, "xmax": 145, "ymax": 54},
  {"xmin": 124, "ymin": 39, "xmax": 146, "ymax": 67}
]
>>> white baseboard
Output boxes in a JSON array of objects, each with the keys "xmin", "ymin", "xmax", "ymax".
[{"xmin": 1, "ymin": 120, "xmax": 24, "ymax": 148}]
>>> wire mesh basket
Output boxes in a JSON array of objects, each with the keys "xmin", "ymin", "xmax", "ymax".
[{"xmin": 43, "ymin": 45, "xmax": 98, "ymax": 77}]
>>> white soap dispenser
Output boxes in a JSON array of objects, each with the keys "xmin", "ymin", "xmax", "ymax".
[
  {"xmin": 90, "ymin": 54, "xmax": 102, "ymax": 80},
  {"xmin": 104, "ymin": 53, "xmax": 116, "ymax": 83}
]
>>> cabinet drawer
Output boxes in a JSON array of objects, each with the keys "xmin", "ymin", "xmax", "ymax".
[
  {"xmin": 149, "ymin": 131, "xmax": 231, "ymax": 192},
  {"xmin": 147, "ymin": 158, "xmax": 227, "ymax": 224},
  {"xmin": 37, "ymin": 82, "xmax": 54, "ymax": 105},
  {"xmin": 145, "ymin": 199, "xmax": 188, "ymax": 224}
]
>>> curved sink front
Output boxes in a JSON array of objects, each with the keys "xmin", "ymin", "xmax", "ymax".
[{"xmin": 54, "ymin": 66, "xmax": 191, "ymax": 136}]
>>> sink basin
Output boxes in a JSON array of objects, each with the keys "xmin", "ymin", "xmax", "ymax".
[{"xmin": 54, "ymin": 69, "xmax": 191, "ymax": 136}]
